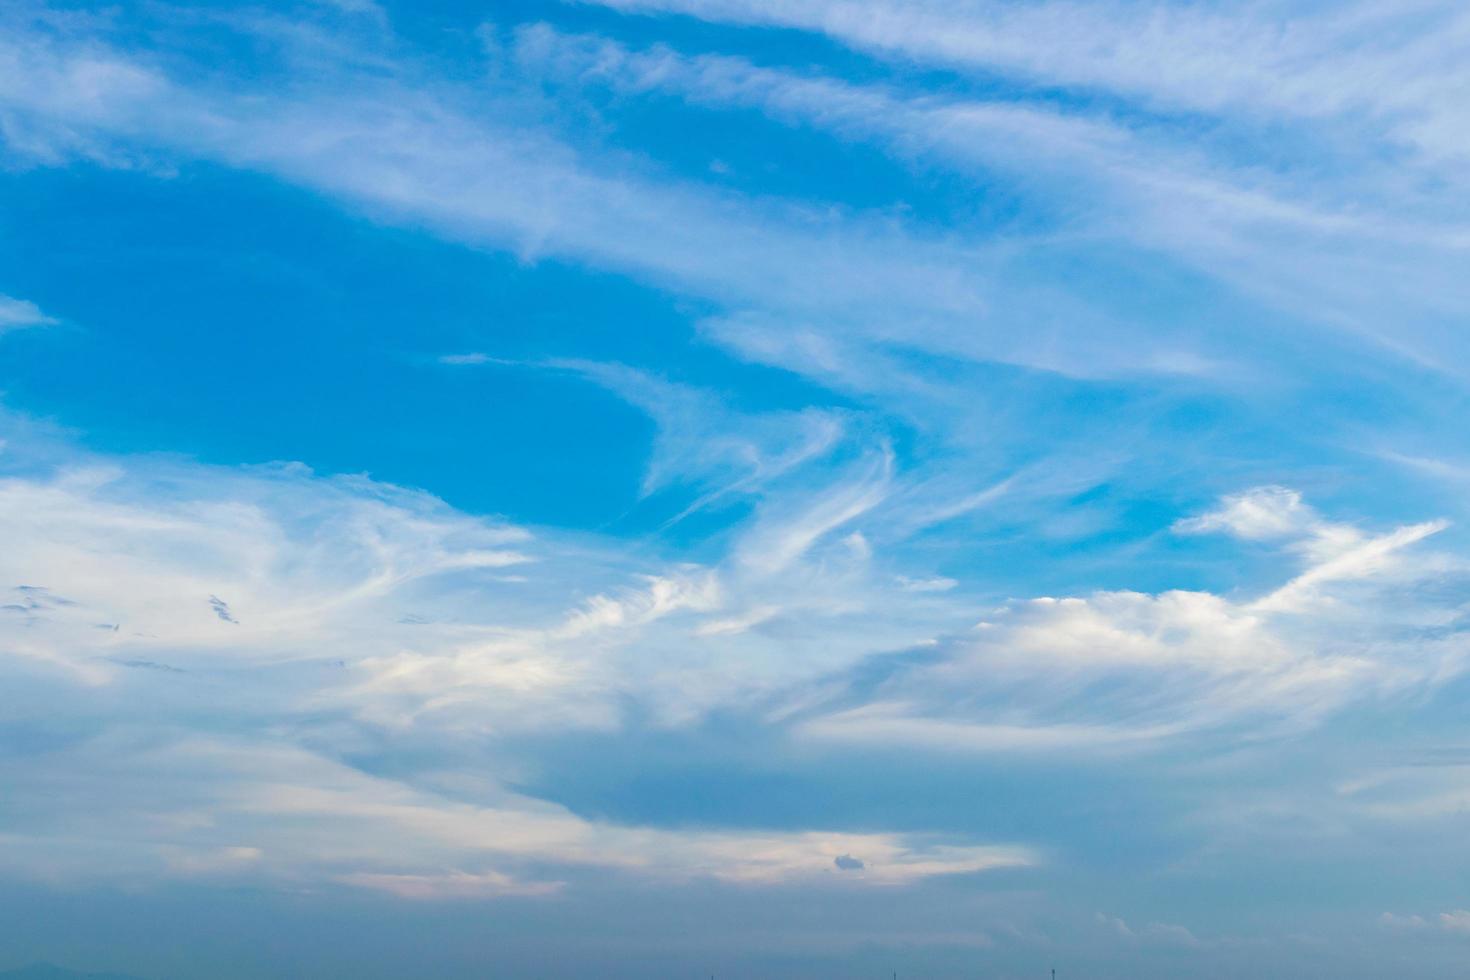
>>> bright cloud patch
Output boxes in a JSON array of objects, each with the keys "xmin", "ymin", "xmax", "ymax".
[
  {"xmin": 0, "ymin": 294, "xmax": 56, "ymax": 332},
  {"xmin": 2, "ymin": 418, "xmax": 1463, "ymax": 903}
]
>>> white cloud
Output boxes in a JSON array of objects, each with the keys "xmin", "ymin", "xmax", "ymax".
[
  {"xmin": 0, "ymin": 457, "xmax": 532, "ymax": 675},
  {"xmin": 584, "ymin": 0, "xmax": 1470, "ymax": 165},
  {"xmin": 1099, "ymin": 912, "xmax": 1200, "ymax": 947},
  {"xmin": 795, "ymin": 493, "xmax": 1461, "ymax": 752},
  {"xmin": 1380, "ymin": 911, "xmax": 1430, "ymax": 931},
  {"xmin": 554, "ymin": 6, "xmax": 1470, "ymax": 374},
  {"xmin": 0, "ymin": 417, "xmax": 1036, "ymax": 892},
  {"xmin": 1175, "ymin": 486, "xmax": 1454, "ymax": 612},
  {"xmin": 1380, "ymin": 910, "xmax": 1470, "ymax": 937},
  {"xmin": 897, "ymin": 576, "xmax": 957, "ymax": 593},
  {"xmin": 0, "ymin": 294, "xmax": 56, "ymax": 332},
  {"xmin": 734, "ymin": 447, "xmax": 892, "ymax": 575},
  {"xmin": 0, "ymin": 19, "xmax": 1001, "ymax": 360},
  {"xmin": 1253, "ymin": 518, "xmax": 1449, "ymax": 613},
  {"xmin": 554, "ymin": 360, "xmax": 849, "ymax": 509},
  {"xmin": 437, "ymin": 352, "xmax": 494, "ymax": 365},
  {"xmin": 6, "ymin": 3, "xmax": 1470, "ymax": 924},
  {"xmin": 802, "ymin": 705, "xmax": 1181, "ymax": 754},
  {"xmin": 2, "ymin": 401, "xmax": 1465, "ymax": 900},
  {"xmin": 339, "ymin": 869, "xmax": 562, "ymax": 900},
  {"xmin": 0, "ymin": 730, "xmax": 1031, "ymax": 895},
  {"xmin": 17, "ymin": 2, "xmax": 1464, "ymax": 402},
  {"xmin": 1174, "ymin": 486, "xmax": 1317, "ymax": 540},
  {"xmin": 694, "ymin": 604, "xmax": 780, "ymax": 637}
]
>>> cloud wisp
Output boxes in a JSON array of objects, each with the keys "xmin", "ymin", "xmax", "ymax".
[{"xmin": 3, "ymin": 401, "xmax": 1463, "ymax": 899}]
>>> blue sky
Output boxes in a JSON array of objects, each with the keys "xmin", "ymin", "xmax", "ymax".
[{"xmin": 3, "ymin": 1, "xmax": 1470, "ymax": 977}]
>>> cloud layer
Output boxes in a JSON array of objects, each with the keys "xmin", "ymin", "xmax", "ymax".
[{"xmin": 4, "ymin": 1, "xmax": 1470, "ymax": 975}]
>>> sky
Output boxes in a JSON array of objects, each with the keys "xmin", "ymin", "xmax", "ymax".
[{"xmin": 2, "ymin": 1, "xmax": 1470, "ymax": 977}]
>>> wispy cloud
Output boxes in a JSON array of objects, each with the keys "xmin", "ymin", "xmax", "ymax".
[
  {"xmin": 1382, "ymin": 910, "xmax": 1470, "ymax": 937},
  {"xmin": 4, "ymin": 411, "xmax": 1464, "ymax": 900},
  {"xmin": 0, "ymin": 294, "xmax": 56, "ymax": 332},
  {"xmin": 5, "ymin": 2, "xmax": 1470, "ymax": 967},
  {"xmin": 0, "ymin": 728, "xmax": 1031, "ymax": 894},
  {"xmin": 0, "ymin": 416, "xmax": 1031, "ymax": 891},
  {"xmin": 437, "ymin": 352, "xmax": 496, "ymax": 366},
  {"xmin": 586, "ymin": 0, "xmax": 1470, "ymax": 162},
  {"xmin": 793, "ymin": 488, "xmax": 1463, "ymax": 752},
  {"xmin": 0, "ymin": 14, "xmax": 997, "ymax": 356},
  {"xmin": 560, "ymin": 4, "xmax": 1470, "ymax": 373}
]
